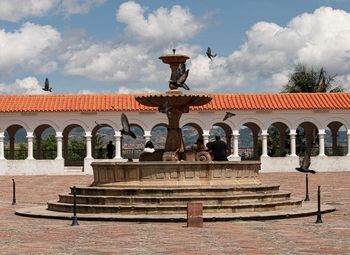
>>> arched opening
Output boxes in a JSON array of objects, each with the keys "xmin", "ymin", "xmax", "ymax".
[
  {"xmin": 33, "ymin": 125, "xmax": 57, "ymax": 159},
  {"xmin": 150, "ymin": 123, "xmax": 168, "ymax": 149},
  {"xmin": 210, "ymin": 123, "xmax": 232, "ymax": 154},
  {"xmin": 122, "ymin": 124, "xmax": 144, "ymax": 159},
  {"xmin": 296, "ymin": 121, "xmax": 318, "ymax": 156},
  {"xmin": 4, "ymin": 125, "xmax": 27, "ymax": 160},
  {"xmin": 239, "ymin": 122, "xmax": 261, "ymax": 160},
  {"xmin": 325, "ymin": 121, "xmax": 347, "ymax": 156},
  {"xmin": 267, "ymin": 122, "xmax": 289, "ymax": 157},
  {"xmin": 182, "ymin": 123, "xmax": 203, "ymax": 149},
  {"xmin": 92, "ymin": 123, "xmax": 114, "ymax": 159},
  {"xmin": 63, "ymin": 125, "xmax": 86, "ymax": 166}
]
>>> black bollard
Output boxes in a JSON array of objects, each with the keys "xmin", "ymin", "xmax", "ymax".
[
  {"xmin": 12, "ymin": 179, "xmax": 16, "ymax": 205},
  {"xmin": 71, "ymin": 186, "xmax": 79, "ymax": 226},
  {"xmin": 304, "ymin": 174, "xmax": 310, "ymax": 201},
  {"xmin": 315, "ymin": 185, "xmax": 322, "ymax": 224}
]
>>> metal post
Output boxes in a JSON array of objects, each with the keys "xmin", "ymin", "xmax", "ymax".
[
  {"xmin": 12, "ymin": 179, "xmax": 16, "ymax": 205},
  {"xmin": 71, "ymin": 186, "xmax": 79, "ymax": 226},
  {"xmin": 315, "ymin": 185, "xmax": 322, "ymax": 224},
  {"xmin": 304, "ymin": 174, "xmax": 310, "ymax": 201}
]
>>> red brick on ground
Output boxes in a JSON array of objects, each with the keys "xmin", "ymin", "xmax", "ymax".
[
  {"xmin": 187, "ymin": 203, "xmax": 203, "ymax": 228},
  {"xmin": 0, "ymin": 172, "xmax": 349, "ymax": 254}
]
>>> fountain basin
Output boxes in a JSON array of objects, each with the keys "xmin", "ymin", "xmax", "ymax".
[{"xmin": 91, "ymin": 161, "xmax": 261, "ymax": 187}]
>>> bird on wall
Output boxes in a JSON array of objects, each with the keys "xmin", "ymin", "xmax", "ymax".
[
  {"xmin": 169, "ymin": 63, "xmax": 190, "ymax": 90},
  {"xmin": 223, "ymin": 112, "xmax": 236, "ymax": 121},
  {"xmin": 206, "ymin": 47, "xmax": 217, "ymax": 61},
  {"xmin": 120, "ymin": 113, "xmax": 136, "ymax": 139},
  {"xmin": 42, "ymin": 78, "xmax": 52, "ymax": 92},
  {"xmin": 295, "ymin": 150, "xmax": 316, "ymax": 174}
]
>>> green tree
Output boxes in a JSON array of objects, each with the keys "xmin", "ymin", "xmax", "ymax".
[
  {"xmin": 282, "ymin": 63, "xmax": 343, "ymax": 93},
  {"xmin": 69, "ymin": 139, "xmax": 86, "ymax": 160}
]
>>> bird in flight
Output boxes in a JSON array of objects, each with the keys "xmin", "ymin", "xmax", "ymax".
[
  {"xmin": 120, "ymin": 113, "xmax": 136, "ymax": 139},
  {"xmin": 42, "ymin": 78, "xmax": 52, "ymax": 92},
  {"xmin": 169, "ymin": 63, "xmax": 190, "ymax": 90},
  {"xmin": 295, "ymin": 151, "xmax": 316, "ymax": 174},
  {"xmin": 223, "ymin": 112, "xmax": 236, "ymax": 121},
  {"xmin": 206, "ymin": 47, "xmax": 217, "ymax": 61}
]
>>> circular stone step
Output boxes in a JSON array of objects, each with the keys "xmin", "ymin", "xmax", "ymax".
[{"xmin": 15, "ymin": 202, "xmax": 336, "ymax": 222}]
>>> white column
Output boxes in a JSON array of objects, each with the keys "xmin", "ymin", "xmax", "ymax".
[
  {"xmin": 26, "ymin": 132, "xmax": 34, "ymax": 159},
  {"xmin": 56, "ymin": 132, "xmax": 63, "ymax": 159},
  {"xmin": 202, "ymin": 130, "xmax": 210, "ymax": 147},
  {"xmin": 290, "ymin": 129, "xmax": 297, "ymax": 156},
  {"xmin": 85, "ymin": 132, "xmax": 93, "ymax": 159},
  {"xmin": 318, "ymin": 129, "xmax": 326, "ymax": 156},
  {"xmin": 261, "ymin": 130, "xmax": 268, "ymax": 157},
  {"xmin": 144, "ymin": 130, "xmax": 151, "ymax": 142},
  {"xmin": 227, "ymin": 130, "xmax": 240, "ymax": 161},
  {"xmin": 347, "ymin": 130, "xmax": 350, "ymax": 156},
  {"xmin": 114, "ymin": 131, "xmax": 123, "ymax": 159},
  {"xmin": 0, "ymin": 132, "xmax": 4, "ymax": 159}
]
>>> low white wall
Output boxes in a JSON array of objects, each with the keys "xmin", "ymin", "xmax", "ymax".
[
  {"xmin": 3, "ymin": 159, "xmax": 64, "ymax": 175},
  {"xmin": 260, "ymin": 155, "xmax": 350, "ymax": 172},
  {"xmin": 0, "ymin": 156, "xmax": 349, "ymax": 175}
]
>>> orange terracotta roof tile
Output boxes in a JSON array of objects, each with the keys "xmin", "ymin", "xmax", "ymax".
[{"xmin": 0, "ymin": 93, "xmax": 350, "ymax": 113}]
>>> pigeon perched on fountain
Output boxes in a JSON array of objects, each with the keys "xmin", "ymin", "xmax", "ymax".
[
  {"xmin": 120, "ymin": 113, "xmax": 136, "ymax": 139},
  {"xmin": 169, "ymin": 63, "xmax": 190, "ymax": 90},
  {"xmin": 296, "ymin": 150, "xmax": 316, "ymax": 174},
  {"xmin": 206, "ymin": 47, "xmax": 216, "ymax": 61},
  {"xmin": 42, "ymin": 78, "xmax": 52, "ymax": 92},
  {"xmin": 223, "ymin": 112, "xmax": 236, "ymax": 121}
]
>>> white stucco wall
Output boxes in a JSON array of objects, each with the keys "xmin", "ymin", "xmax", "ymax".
[{"xmin": 0, "ymin": 108, "xmax": 349, "ymax": 175}]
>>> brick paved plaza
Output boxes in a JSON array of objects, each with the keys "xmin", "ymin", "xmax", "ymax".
[{"xmin": 0, "ymin": 172, "xmax": 349, "ymax": 255}]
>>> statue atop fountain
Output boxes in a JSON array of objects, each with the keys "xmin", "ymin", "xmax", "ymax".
[{"xmin": 135, "ymin": 51, "xmax": 212, "ymax": 159}]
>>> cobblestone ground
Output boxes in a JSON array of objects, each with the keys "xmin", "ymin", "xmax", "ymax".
[{"xmin": 0, "ymin": 172, "xmax": 349, "ymax": 255}]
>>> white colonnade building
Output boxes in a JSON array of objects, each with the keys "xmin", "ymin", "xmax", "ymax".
[{"xmin": 0, "ymin": 93, "xmax": 350, "ymax": 175}]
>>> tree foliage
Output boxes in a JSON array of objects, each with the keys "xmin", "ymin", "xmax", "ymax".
[{"xmin": 282, "ymin": 64, "xmax": 343, "ymax": 93}]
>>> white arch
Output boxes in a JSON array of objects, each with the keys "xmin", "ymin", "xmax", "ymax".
[
  {"xmin": 127, "ymin": 118, "xmax": 148, "ymax": 131},
  {"xmin": 149, "ymin": 118, "xmax": 168, "ymax": 130},
  {"xmin": 180, "ymin": 117, "xmax": 206, "ymax": 130},
  {"xmin": 31, "ymin": 119, "xmax": 59, "ymax": 133},
  {"xmin": 294, "ymin": 117, "xmax": 322, "ymax": 130},
  {"xmin": 324, "ymin": 117, "xmax": 349, "ymax": 130},
  {"xmin": 92, "ymin": 119, "xmax": 118, "ymax": 132},
  {"xmin": 265, "ymin": 118, "xmax": 293, "ymax": 130},
  {"xmin": 3, "ymin": 119, "xmax": 30, "ymax": 132},
  {"xmin": 61, "ymin": 119, "xmax": 89, "ymax": 132},
  {"xmin": 237, "ymin": 118, "xmax": 264, "ymax": 130}
]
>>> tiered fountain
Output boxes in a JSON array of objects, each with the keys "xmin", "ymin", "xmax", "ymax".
[{"xmin": 15, "ymin": 52, "xmax": 335, "ymax": 221}]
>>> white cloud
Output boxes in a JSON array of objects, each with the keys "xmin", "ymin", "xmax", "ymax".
[
  {"xmin": 61, "ymin": 0, "xmax": 106, "ymax": 14},
  {"xmin": 116, "ymin": 86, "xmax": 157, "ymax": 94},
  {"xmin": 116, "ymin": 1, "xmax": 203, "ymax": 45},
  {"xmin": 62, "ymin": 42, "xmax": 167, "ymax": 83},
  {"xmin": 0, "ymin": 77, "xmax": 46, "ymax": 94},
  {"xmin": 0, "ymin": 0, "xmax": 58, "ymax": 22},
  {"xmin": 187, "ymin": 7, "xmax": 350, "ymax": 92},
  {"xmin": 0, "ymin": 0, "xmax": 105, "ymax": 21},
  {"xmin": 0, "ymin": 22, "xmax": 61, "ymax": 74}
]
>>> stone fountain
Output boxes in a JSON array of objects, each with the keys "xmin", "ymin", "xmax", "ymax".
[{"xmin": 15, "ymin": 52, "xmax": 335, "ymax": 222}]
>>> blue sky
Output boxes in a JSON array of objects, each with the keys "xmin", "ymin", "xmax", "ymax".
[{"xmin": 1, "ymin": 0, "xmax": 350, "ymax": 94}]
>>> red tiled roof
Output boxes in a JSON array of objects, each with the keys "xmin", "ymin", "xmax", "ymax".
[{"xmin": 0, "ymin": 93, "xmax": 350, "ymax": 113}]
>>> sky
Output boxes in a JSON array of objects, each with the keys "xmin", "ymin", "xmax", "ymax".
[{"xmin": 2, "ymin": 0, "xmax": 350, "ymax": 95}]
